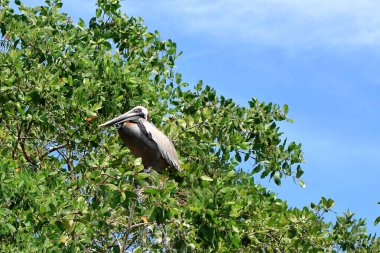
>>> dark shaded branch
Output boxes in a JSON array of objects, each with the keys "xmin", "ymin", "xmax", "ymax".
[
  {"xmin": 12, "ymin": 123, "xmax": 22, "ymax": 159},
  {"xmin": 17, "ymin": 123, "xmax": 33, "ymax": 163},
  {"xmin": 67, "ymin": 141, "xmax": 73, "ymax": 173},
  {"xmin": 57, "ymin": 149, "xmax": 72, "ymax": 171},
  {"xmin": 39, "ymin": 144, "xmax": 67, "ymax": 160},
  {"xmin": 20, "ymin": 139, "xmax": 33, "ymax": 163},
  {"xmin": 26, "ymin": 120, "xmax": 33, "ymax": 133}
]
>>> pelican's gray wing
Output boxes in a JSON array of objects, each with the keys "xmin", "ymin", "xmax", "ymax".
[{"xmin": 138, "ymin": 119, "xmax": 181, "ymax": 171}]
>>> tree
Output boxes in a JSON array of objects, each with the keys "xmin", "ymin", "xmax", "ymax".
[{"xmin": 0, "ymin": 0, "xmax": 379, "ymax": 252}]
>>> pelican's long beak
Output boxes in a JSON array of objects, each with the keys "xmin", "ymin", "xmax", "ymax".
[{"xmin": 98, "ymin": 112, "xmax": 139, "ymax": 128}]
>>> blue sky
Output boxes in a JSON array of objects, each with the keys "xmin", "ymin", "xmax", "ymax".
[{"xmin": 25, "ymin": 0, "xmax": 380, "ymax": 233}]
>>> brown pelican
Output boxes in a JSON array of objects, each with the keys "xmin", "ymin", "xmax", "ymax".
[{"xmin": 99, "ymin": 106, "xmax": 181, "ymax": 174}]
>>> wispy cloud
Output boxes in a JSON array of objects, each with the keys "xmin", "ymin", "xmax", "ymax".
[{"xmin": 126, "ymin": 0, "xmax": 380, "ymax": 49}]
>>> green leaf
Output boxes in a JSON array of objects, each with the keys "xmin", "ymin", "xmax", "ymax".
[
  {"xmin": 96, "ymin": 8, "xmax": 102, "ymax": 18},
  {"xmin": 375, "ymin": 216, "xmax": 380, "ymax": 226},
  {"xmin": 177, "ymin": 119, "xmax": 186, "ymax": 128},
  {"xmin": 195, "ymin": 80, "xmax": 203, "ymax": 92},
  {"xmin": 87, "ymin": 159, "xmax": 97, "ymax": 168},
  {"xmin": 273, "ymin": 173, "xmax": 281, "ymax": 186},
  {"xmin": 326, "ymin": 199, "xmax": 335, "ymax": 209},
  {"xmin": 232, "ymin": 225, "xmax": 239, "ymax": 233},
  {"xmin": 235, "ymin": 152, "xmax": 241, "ymax": 163},
  {"xmin": 226, "ymin": 170, "xmax": 235, "ymax": 177},
  {"xmin": 283, "ymin": 104, "xmax": 289, "ymax": 114},
  {"xmin": 106, "ymin": 184, "xmax": 119, "ymax": 191},
  {"xmin": 296, "ymin": 165, "xmax": 303, "ymax": 178},
  {"xmin": 200, "ymin": 175, "xmax": 213, "ymax": 182},
  {"xmin": 219, "ymin": 187, "xmax": 233, "ymax": 194},
  {"xmin": 144, "ymin": 188, "xmax": 160, "ymax": 195},
  {"xmin": 252, "ymin": 164, "xmax": 262, "ymax": 174},
  {"xmin": 298, "ymin": 179, "xmax": 306, "ymax": 188},
  {"xmin": 0, "ymin": 86, "xmax": 12, "ymax": 92},
  {"xmin": 175, "ymin": 73, "xmax": 182, "ymax": 84},
  {"xmin": 91, "ymin": 102, "xmax": 102, "ymax": 111},
  {"xmin": 6, "ymin": 223, "xmax": 16, "ymax": 234},
  {"xmin": 137, "ymin": 173, "xmax": 150, "ymax": 181},
  {"xmin": 120, "ymin": 191, "xmax": 126, "ymax": 202},
  {"xmin": 134, "ymin": 157, "xmax": 142, "ymax": 166}
]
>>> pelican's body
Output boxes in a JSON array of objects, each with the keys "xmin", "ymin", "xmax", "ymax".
[{"xmin": 99, "ymin": 106, "xmax": 180, "ymax": 173}]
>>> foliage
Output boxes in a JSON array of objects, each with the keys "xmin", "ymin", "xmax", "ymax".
[{"xmin": 0, "ymin": 0, "xmax": 379, "ymax": 251}]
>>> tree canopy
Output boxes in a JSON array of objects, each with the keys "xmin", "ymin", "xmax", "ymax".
[{"xmin": 0, "ymin": 0, "xmax": 379, "ymax": 252}]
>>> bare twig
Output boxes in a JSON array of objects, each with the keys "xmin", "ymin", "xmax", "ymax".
[
  {"xmin": 122, "ymin": 201, "xmax": 136, "ymax": 251},
  {"xmin": 114, "ymin": 236, "xmax": 122, "ymax": 251},
  {"xmin": 111, "ymin": 220, "xmax": 156, "ymax": 230},
  {"xmin": 266, "ymin": 229, "xmax": 285, "ymax": 253},
  {"xmin": 125, "ymin": 233, "xmax": 139, "ymax": 251},
  {"xmin": 19, "ymin": 136, "xmax": 38, "ymax": 139},
  {"xmin": 101, "ymin": 173, "xmax": 118, "ymax": 180}
]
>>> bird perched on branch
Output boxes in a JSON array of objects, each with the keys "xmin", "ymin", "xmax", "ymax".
[{"xmin": 99, "ymin": 106, "xmax": 181, "ymax": 174}]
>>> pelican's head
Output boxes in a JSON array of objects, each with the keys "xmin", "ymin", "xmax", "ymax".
[{"xmin": 99, "ymin": 106, "xmax": 150, "ymax": 128}]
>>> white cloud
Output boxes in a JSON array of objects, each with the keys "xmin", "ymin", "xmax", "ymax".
[{"xmin": 126, "ymin": 0, "xmax": 380, "ymax": 49}]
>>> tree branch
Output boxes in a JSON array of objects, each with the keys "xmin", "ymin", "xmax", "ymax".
[
  {"xmin": 20, "ymin": 139, "xmax": 33, "ymax": 163},
  {"xmin": 39, "ymin": 143, "xmax": 67, "ymax": 160},
  {"xmin": 12, "ymin": 123, "xmax": 22, "ymax": 159},
  {"xmin": 101, "ymin": 173, "xmax": 118, "ymax": 180},
  {"xmin": 125, "ymin": 233, "xmax": 139, "ymax": 251},
  {"xmin": 42, "ymin": 127, "xmax": 65, "ymax": 148},
  {"xmin": 122, "ymin": 201, "xmax": 136, "ymax": 251},
  {"xmin": 57, "ymin": 149, "xmax": 73, "ymax": 171},
  {"xmin": 17, "ymin": 123, "xmax": 33, "ymax": 163},
  {"xmin": 111, "ymin": 220, "xmax": 156, "ymax": 230}
]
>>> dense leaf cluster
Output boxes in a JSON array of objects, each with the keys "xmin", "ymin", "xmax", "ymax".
[{"xmin": 0, "ymin": 0, "xmax": 379, "ymax": 251}]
